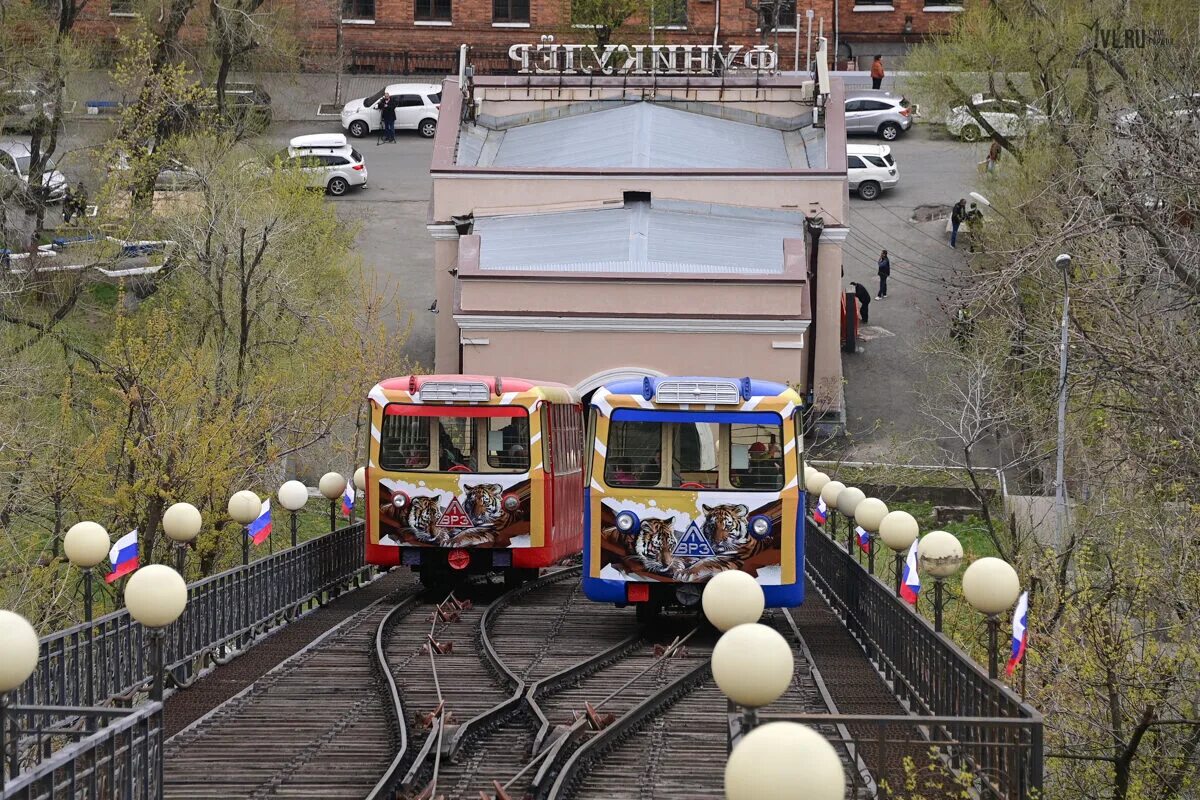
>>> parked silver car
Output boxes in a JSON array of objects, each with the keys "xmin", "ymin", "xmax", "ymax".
[
  {"xmin": 843, "ymin": 89, "xmax": 915, "ymax": 141},
  {"xmin": 0, "ymin": 140, "xmax": 67, "ymax": 202},
  {"xmin": 275, "ymin": 134, "xmax": 367, "ymax": 197}
]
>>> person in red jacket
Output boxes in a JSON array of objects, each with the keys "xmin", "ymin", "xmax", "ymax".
[{"xmin": 871, "ymin": 55, "xmax": 885, "ymax": 90}]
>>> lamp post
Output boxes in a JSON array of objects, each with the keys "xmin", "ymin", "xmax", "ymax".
[
  {"xmin": 1052, "ymin": 253, "xmax": 1072, "ymax": 556},
  {"xmin": 879, "ymin": 510, "xmax": 919, "ymax": 596},
  {"xmin": 712, "ymin": 622, "xmax": 794, "ymax": 743},
  {"xmin": 0, "ymin": 610, "xmax": 39, "ymax": 783},
  {"xmin": 63, "ymin": 522, "xmax": 110, "ymax": 716},
  {"xmin": 725, "ymin": 722, "xmax": 844, "ymax": 800},
  {"xmin": 805, "ymin": 470, "xmax": 829, "ymax": 519},
  {"xmin": 853, "ymin": 498, "xmax": 888, "ymax": 574},
  {"xmin": 918, "ymin": 530, "xmax": 964, "ymax": 633},
  {"xmin": 318, "ymin": 472, "xmax": 348, "ymax": 532},
  {"xmin": 962, "ymin": 557, "xmax": 1021, "ymax": 679},
  {"xmin": 702, "ymin": 570, "xmax": 765, "ymax": 632},
  {"xmin": 162, "ymin": 503, "xmax": 202, "ymax": 575},
  {"xmin": 228, "ymin": 491, "xmax": 262, "ymax": 566},
  {"xmin": 124, "ymin": 565, "xmax": 188, "ymax": 702},
  {"xmin": 819, "ymin": 480, "xmax": 845, "ymax": 537},
  {"xmin": 835, "ymin": 486, "xmax": 865, "ymax": 556},
  {"xmin": 277, "ymin": 481, "xmax": 309, "ymax": 549}
]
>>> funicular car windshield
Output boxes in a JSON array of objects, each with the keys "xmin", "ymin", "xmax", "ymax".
[
  {"xmin": 603, "ymin": 410, "xmax": 784, "ymax": 491},
  {"xmin": 378, "ymin": 407, "xmax": 530, "ymax": 474}
]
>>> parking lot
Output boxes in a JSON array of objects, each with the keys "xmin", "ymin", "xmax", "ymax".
[{"xmin": 32, "ymin": 102, "xmax": 988, "ymax": 447}]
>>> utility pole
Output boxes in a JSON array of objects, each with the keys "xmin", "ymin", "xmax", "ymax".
[{"xmin": 1053, "ymin": 253, "xmax": 1072, "ymax": 556}]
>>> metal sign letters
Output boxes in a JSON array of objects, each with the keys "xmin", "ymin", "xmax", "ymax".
[{"xmin": 507, "ymin": 43, "xmax": 778, "ymax": 75}]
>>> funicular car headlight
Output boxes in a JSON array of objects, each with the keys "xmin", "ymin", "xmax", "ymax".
[
  {"xmin": 502, "ymin": 493, "xmax": 521, "ymax": 512},
  {"xmin": 391, "ymin": 492, "xmax": 409, "ymax": 509},
  {"xmin": 615, "ymin": 511, "xmax": 639, "ymax": 534},
  {"xmin": 750, "ymin": 515, "xmax": 772, "ymax": 540}
]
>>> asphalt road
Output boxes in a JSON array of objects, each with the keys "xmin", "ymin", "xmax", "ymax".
[{"xmin": 31, "ymin": 116, "xmax": 988, "ymax": 452}]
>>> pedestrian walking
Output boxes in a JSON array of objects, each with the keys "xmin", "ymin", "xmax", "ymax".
[
  {"xmin": 850, "ymin": 281, "xmax": 871, "ymax": 323},
  {"xmin": 870, "ymin": 55, "xmax": 885, "ymax": 90},
  {"xmin": 950, "ymin": 198, "xmax": 966, "ymax": 248},
  {"xmin": 986, "ymin": 140, "xmax": 1001, "ymax": 174},
  {"xmin": 876, "ymin": 250, "xmax": 890, "ymax": 299},
  {"xmin": 375, "ymin": 92, "xmax": 397, "ymax": 143},
  {"xmin": 965, "ymin": 203, "xmax": 984, "ymax": 251},
  {"xmin": 63, "ymin": 182, "xmax": 87, "ymax": 224}
]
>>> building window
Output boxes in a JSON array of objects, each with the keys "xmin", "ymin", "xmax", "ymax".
[
  {"xmin": 652, "ymin": 0, "xmax": 686, "ymax": 27},
  {"xmin": 415, "ymin": 0, "xmax": 451, "ymax": 21},
  {"xmin": 759, "ymin": 0, "xmax": 796, "ymax": 30},
  {"xmin": 342, "ymin": 0, "xmax": 374, "ymax": 18},
  {"xmin": 493, "ymin": 0, "xmax": 528, "ymax": 23}
]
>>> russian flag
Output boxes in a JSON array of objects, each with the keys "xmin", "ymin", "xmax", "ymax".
[
  {"xmin": 106, "ymin": 530, "xmax": 139, "ymax": 584},
  {"xmin": 341, "ymin": 478, "xmax": 355, "ymax": 517},
  {"xmin": 814, "ymin": 497, "xmax": 828, "ymax": 525},
  {"xmin": 900, "ymin": 539, "xmax": 921, "ymax": 605},
  {"xmin": 1006, "ymin": 591, "xmax": 1029, "ymax": 676},
  {"xmin": 247, "ymin": 499, "xmax": 272, "ymax": 545},
  {"xmin": 855, "ymin": 525, "xmax": 871, "ymax": 553}
]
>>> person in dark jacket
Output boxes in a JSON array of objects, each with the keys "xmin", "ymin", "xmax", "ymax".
[
  {"xmin": 850, "ymin": 281, "xmax": 871, "ymax": 323},
  {"xmin": 375, "ymin": 92, "xmax": 397, "ymax": 142},
  {"xmin": 876, "ymin": 250, "xmax": 891, "ymax": 299},
  {"xmin": 950, "ymin": 198, "xmax": 966, "ymax": 248}
]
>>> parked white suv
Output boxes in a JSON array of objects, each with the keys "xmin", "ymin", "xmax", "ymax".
[
  {"xmin": 340, "ymin": 84, "xmax": 441, "ymax": 139},
  {"xmin": 847, "ymin": 143, "xmax": 899, "ymax": 201},
  {"xmin": 278, "ymin": 134, "xmax": 367, "ymax": 196},
  {"xmin": 0, "ymin": 140, "xmax": 67, "ymax": 202},
  {"xmin": 945, "ymin": 94, "xmax": 1047, "ymax": 141}
]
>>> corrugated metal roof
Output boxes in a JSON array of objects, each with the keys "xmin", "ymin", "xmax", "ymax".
[
  {"xmin": 474, "ymin": 199, "xmax": 803, "ymax": 274},
  {"xmin": 483, "ymin": 103, "xmax": 795, "ymax": 169}
]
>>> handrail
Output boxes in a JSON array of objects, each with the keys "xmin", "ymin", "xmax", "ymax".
[{"xmin": 15, "ymin": 523, "xmax": 369, "ymax": 715}]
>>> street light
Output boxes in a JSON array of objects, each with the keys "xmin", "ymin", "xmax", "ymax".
[
  {"xmin": 63, "ymin": 521, "xmax": 109, "ymax": 715},
  {"xmin": 819, "ymin": 480, "xmax": 845, "ymax": 536},
  {"xmin": 1052, "ymin": 252, "xmax": 1072, "ymax": 558},
  {"xmin": 853, "ymin": 498, "xmax": 888, "ymax": 573},
  {"xmin": 702, "ymin": 571, "xmax": 765, "ymax": 632},
  {"xmin": 277, "ymin": 481, "xmax": 308, "ymax": 548},
  {"xmin": 318, "ymin": 472, "xmax": 348, "ymax": 532},
  {"xmin": 713, "ymin": 622, "xmax": 794, "ymax": 739},
  {"xmin": 918, "ymin": 530, "xmax": 963, "ymax": 633},
  {"xmin": 836, "ymin": 486, "xmax": 865, "ymax": 556},
  {"xmin": 962, "ymin": 557, "xmax": 1021, "ymax": 679},
  {"xmin": 228, "ymin": 490, "xmax": 262, "ymax": 566},
  {"xmin": 162, "ymin": 503, "xmax": 202, "ymax": 574},
  {"xmin": 124, "ymin": 565, "xmax": 187, "ymax": 702},
  {"xmin": 352, "ymin": 468, "xmax": 366, "ymax": 523},
  {"xmin": 879, "ymin": 510, "xmax": 919, "ymax": 596},
  {"xmin": 805, "ymin": 470, "xmax": 829, "ymax": 519},
  {"xmin": 725, "ymin": 721, "xmax": 844, "ymax": 800},
  {"xmin": 0, "ymin": 610, "xmax": 39, "ymax": 784}
]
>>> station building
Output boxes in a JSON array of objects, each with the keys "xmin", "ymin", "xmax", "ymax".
[{"xmin": 427, "ymin": 70, "xmax": 850, "ymax": 426}]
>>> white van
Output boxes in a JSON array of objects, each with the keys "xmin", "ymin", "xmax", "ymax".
[
  {"xmin": 340, "ymin": 84, "xmax": 442, "ymax": 139},
  {"xmin": 279, "ymin": 133, "xmax": 367, "ymax": 196},
  {"xmin": 847, "ymin": 143, "xmax": 899, "ymax": 201}
]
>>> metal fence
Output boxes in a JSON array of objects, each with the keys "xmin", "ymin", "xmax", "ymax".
[
  {"xmin": 13, "ymin": 523, "xmax": 369, "ymax": 717},
  {"xmin": 804, "ymin": 520, "xmax": 1043, "ymax": 798},
  {"xmin": 2, "ymin": 704, "xmax": 163, "ymax": 800}
]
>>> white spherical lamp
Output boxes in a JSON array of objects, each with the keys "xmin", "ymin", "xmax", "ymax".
[
  {"xmin": 227, "ymin": 491, "xmax": 262, "ymax": 525},
  {"xmin": 962, "ymin": 557, "xmax": 1021, "ymax": 615},
  {"xmin": 854, "ymin": 498, "xmax": 888, "ymax": 532},
  {"xmin": 702, "ymin": 571, "xmax": 766, "ymax": 632},
  {"xmin": 879, "ymin": 510, "xmax": 919, "ymax": 552},
  {"xmin": 918, "ymin": 530, "xmax": 964, "ymax": 578},
  {"xmin": 318, "ymin": 472, "xmax": 347, "ymax": 501},
  {"xmin": 277, "ymin": 480, "xmax": 309, "ymax": 512},
  {"xmin": 64, "ymin": 521, "xmax": 110, "ymax": 568},
  {"xmin": 0, "ymin": 610, "xmax": 39, "ymax": 693},
  {"xmin": 353, "ymin": 467, "xmax": 367, "ymax": 491},
  {"xmin": 725, "ymin": 722, "xmax": 844, "ymax": 800},
  {"xmin": 805, "ymin": 470, "xmax": 829, "ymax": 495},
  {"xmin": 162, "ymin": 503, "xmax": 202, "ymax": 544},
  {"xmin": 712, "ymin": 623, "xmax": 794, "ymax": 708},
  {"xmin": 836, "ymin": 486, "xmax": 865, "ymax": 518},
  {"xmin": 124, "ymin": 565, "xmax": 188, "ymax": 629},
  {"xmin": 818, "ymin": 480, "xmax": 845, "ymax": 508}
]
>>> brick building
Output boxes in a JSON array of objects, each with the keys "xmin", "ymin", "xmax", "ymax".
[{"xmin": 83, "ymin": 0, "xmax": 963, "ymax": 74}]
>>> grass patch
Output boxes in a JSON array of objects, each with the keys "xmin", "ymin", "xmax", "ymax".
[{"xmin": 89, "ymin": 282, "xmax": 119, "ymax": 307}]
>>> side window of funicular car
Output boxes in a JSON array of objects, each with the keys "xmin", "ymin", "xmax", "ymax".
[
  {"xmin": 605, "ymin": 420, "xmax": 662, "ymax": 487},
  {"xmin": 584, "ymin": 406, "xmax": 597, "ymax": 483},
  {"xmin": 379, "ymin": 410, "xmax": 431, "ymax": 470},
  {"xmin": 485, "ymin": 414, "xmax": 530, "ymax": 472}
]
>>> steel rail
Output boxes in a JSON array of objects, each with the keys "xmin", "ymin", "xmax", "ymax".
[{"xmin": 364, "ymin": 593, "xmax": 425, "ymax": 800}]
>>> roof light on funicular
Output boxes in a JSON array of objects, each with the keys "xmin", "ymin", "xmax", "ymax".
[
  {"xmin": 653, "ymin": 378, "xmax": 746, "ymax": 405},
  {"xmin": 416, "ymin": 380, "xmax": 491, "ymax": 402}
]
